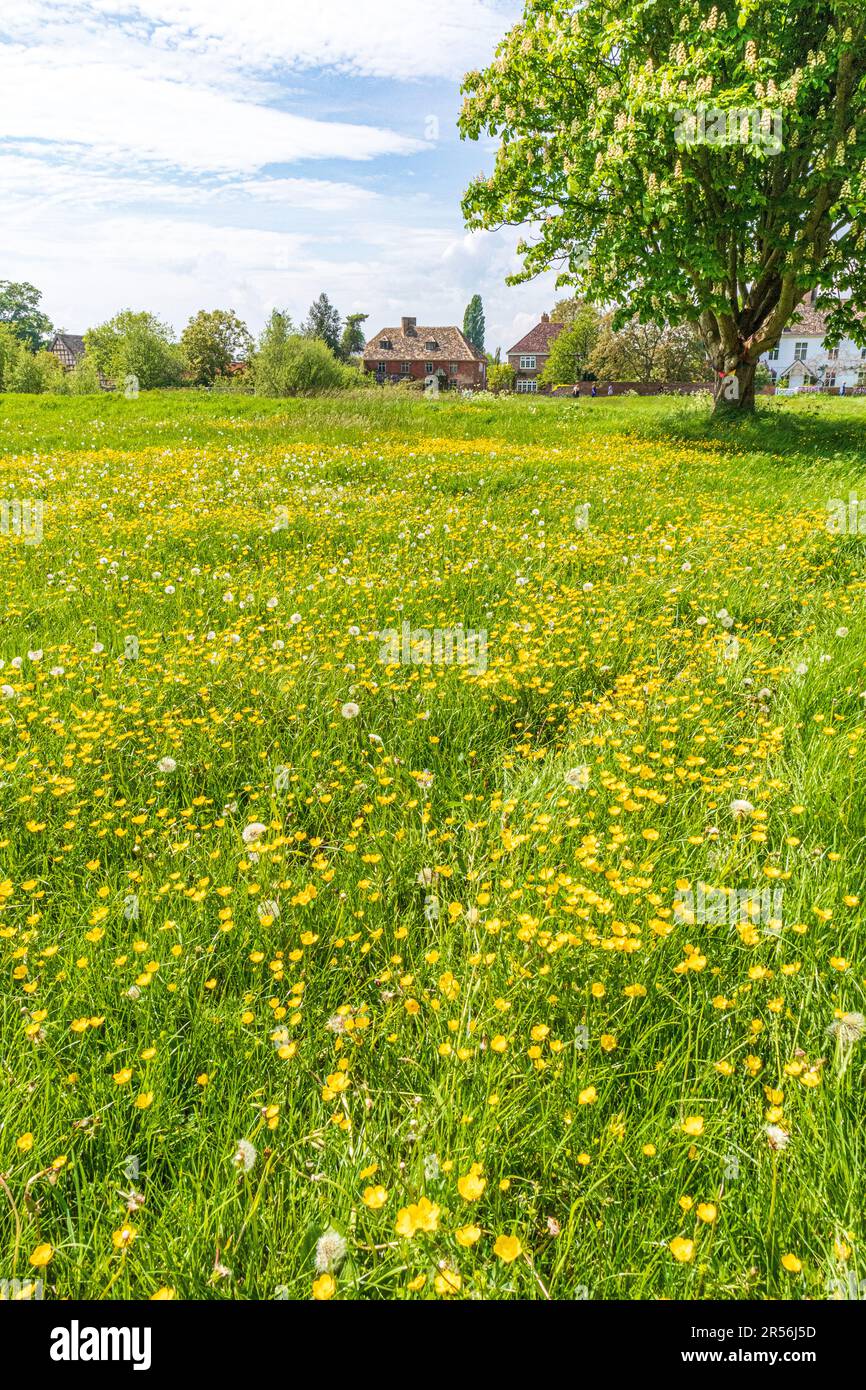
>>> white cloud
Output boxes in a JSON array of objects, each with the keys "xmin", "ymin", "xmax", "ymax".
[
  {"xmin": 4, "ymin": 1, "xmax": 517, "ymax": 83},
  {"xmin": 0, "ymin": 49, "xmax": 424, "ymax": 173},
  {"xmin": 0, "ymin": 155, "xmax": 380, "ymax": 215}
]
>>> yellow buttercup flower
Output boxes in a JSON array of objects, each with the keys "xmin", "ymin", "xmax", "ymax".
[
  {"xmin": 395, "ymin": 1196, "xmax": 440, "ymax": 1238},
  {"xmin": 669, "ymin": 1237, "xmax": 695, "ymax": 1263},
  {"xmin": 493, "ymin": 1234, "xmax": 522, "ymax": 1263},
  {"xmin": 362, "ymin": 1185, "xmax": 388, "ymax": 1209},
  {"xmin": 457, "ymin": 1163, "xmax": 486, "ymax": 1202}
]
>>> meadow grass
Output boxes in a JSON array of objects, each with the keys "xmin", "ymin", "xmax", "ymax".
[{"xmin": 0, "ymin": 388, "xmax": 864, "ymax": 1301}]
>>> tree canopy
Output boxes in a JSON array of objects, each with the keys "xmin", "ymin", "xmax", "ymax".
[
  {"xmin": 0, "ymin": 280, "xmax": 52, "ymax": 352},
  {"xmin": 539, "ymin": 302, "xmax": 602, "ymax": 384},
  {"xmin": 180, "ymin": 310, "xmax": 253, "ymax": 385},
  {"xmin": 459, "ymin": 0, "xmax": 866, "ymax": 410},
  {"xmin": 589, "ymin": 314, "xmax": 709, "ymax": 382},
  {"xmin": 463, "ymin": 294, "xmax": 486, "ymax": 353},
  {"xmin": 303, "ymin": 293, "xmax": 342, "ymax": 356},
  {"xmin": 85, "ymin": 311, "xmax": 182, "ymax": 390},
  {"xmin": 341, "ymin": 312, "xmax": 369, "ymax": 360},
  {"xmin": 254, "ymin": 310, "xmax": 348, "ymax": 396}
]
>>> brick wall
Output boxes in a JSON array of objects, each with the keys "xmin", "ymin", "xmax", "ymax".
[
  {"xmin": 549, "ymin": 381, "xmax": 713, "ymax": 397},
  {"xmin": 364, "ymin": 360, "xmax": 486, "ymax": 387}
]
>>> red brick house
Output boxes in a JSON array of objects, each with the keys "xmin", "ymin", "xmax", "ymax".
[
  {"xmin": 363, "ymin": 317, "xmax": 486, "ymax": 389},
  {"xmin": 506, "ymin": 313, "xmax": 564, "ymax": 392}
]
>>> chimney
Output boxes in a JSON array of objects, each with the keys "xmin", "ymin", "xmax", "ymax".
[
  {"xmin": 401, "ymin": 316, "xmax": 417, "ymax": 336},
  {"xmin": 541, "ymin": 312, "xmax": 550, "ymax": 323}
]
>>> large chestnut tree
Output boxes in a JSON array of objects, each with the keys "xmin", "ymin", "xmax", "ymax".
[{"xmin": 459, "ymin": 0, "xmax": 866, "ymax": 410}]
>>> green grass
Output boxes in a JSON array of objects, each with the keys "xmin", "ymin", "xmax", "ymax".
[{"xmin": 0, "ymin": 388, "xmax": 864, "ymax": 1301}]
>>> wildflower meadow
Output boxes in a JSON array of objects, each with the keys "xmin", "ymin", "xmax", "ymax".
[{"xmin": 1, "ymin": 389, "xmax": 864, "ymax": 1303}]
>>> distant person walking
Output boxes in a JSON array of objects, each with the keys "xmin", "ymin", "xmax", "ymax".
[
  {"xmin": 591, "ymin": 383, "xmax": 598, "ymax": 397},
  {"xmin": 572, "ymin": 385, "xmax": 579, "ymax": 401},
  {"xmin": 607, "ymin": 383, "xmax": 614, "ymax": 395}
]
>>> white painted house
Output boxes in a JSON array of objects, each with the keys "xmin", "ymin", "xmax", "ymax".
[{"xmin": 761, "ymin": 292, "xmax": 866, "ymax": 393}]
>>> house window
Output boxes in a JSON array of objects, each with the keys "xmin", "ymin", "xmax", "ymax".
[
  {"xmin": 767, "ymin": 346, "xmax": 780, "ymax": 362},
  {"xmin": 449, "ymin": 363, "xmax": 458, "ymax": 374},
  {"xmin": 519, "ymin": 355, "xmax": 537, "ymax": 370},
  {"xmin": 826, "ymin": 371, "xmax": 836, "ymax": 388},
  {"xmin": 516, "ymin": 379, "xmax": 537, "ymax": 393},
  {"xmin": 426, "ymin": 362, "xmax": 434, "ymax": 373},
  {"xmin": 400, "ymin": 361, "xmax": 411, "ymax": 374},
  {"xmin": 794, "ymin": 341, "xmax": 808, "ymax": 361},
  {"xmin": 425, "ymin": 340, "xmax": 438, "ymax": 351},
  {"xmin": 858, "ymin": 368, "xmax": 866, "ymax": 386},
  {"xmin": 828, "ymin": 347, "xmax": 840, "ymax": 362},
  {"xmin": 380, "ymin": 338, "xmax": 391, "ymax": 350}
]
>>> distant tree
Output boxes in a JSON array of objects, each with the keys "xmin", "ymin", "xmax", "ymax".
[
  {"xmin": 550, "ymin": 298, "xmax": 602, "ymax": 332},
  {"xmin": 539, "ymin": 304, "xmax": 601, "ymax": 385},
  {"xmin": 589, "ymin": 315, "xmax": 709, "ymax": 383},
  {"xmin": 0, "ymin": 280, "xmax": 53, "ymax": 351},
  {"xmin": 302, "ymin": 293, "xmax": 342, "ymax": 356},
  {"xmin": 254, "ymin": 313, "xmax": 347, "ymax": 396},
  {"xmin": 463, "ymin": 294, "xmax": 485, "ymax": 353},
  {"xmin": 1, "ymin": 343, "xmax": 66, "ymax": 393},
  {"xmin": 67, "ymin": 355, "xmax": 104, "ymax": 395},
  {"xmin": 85, "ymin": 311, "xmax": 183, "ymax": 390},
  {"xmin": 0, "ymin": 323, "xmax": 21, "ymax": 390},
  {"xmin": 487, "ymin": 361, "xmax": 516, "ymax": 393},
  {"xmin": 181, "ymin": 310, "xmax": 253, "ymax": 385},
  {"xmin": 340, "ymin": 312, "xmax": 368, "ymax": 361},
  {"xmin": 754, "ymin": 362, "xmax": 774, "ymax": 390},
  {"xmin": 486, "ymin": 346, "xmax": 502, "ymax": 365},
  {"xmin": 252, "ymin": 309, "xmax": 292, "ymax": 391}
]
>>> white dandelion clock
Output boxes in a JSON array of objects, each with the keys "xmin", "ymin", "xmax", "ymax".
[
  {"xmin": 315, "ymin": 1227, "xmax": 347, "ymax": 1273},
  {"xmin": 828, "ymin": 1011, "xmax": 865, "ymax": 1045},
  {"xmin": 232, "ymin": 1139, "xmax": 257, "ymax": 1172},
  {"xmin": 242, "ymin": 822, "xmax": 268, "ymax": 846},
  {"xmin": 765, "ymin": 1124, "xmax": 790, "ymax": 1152}
]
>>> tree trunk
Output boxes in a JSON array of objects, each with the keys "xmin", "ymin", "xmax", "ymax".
[{"xmin": 712, "ymin": 358, "xmax": 757, "ymax": 413}]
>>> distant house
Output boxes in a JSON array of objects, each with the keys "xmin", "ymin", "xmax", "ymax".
[
  {"xmin": 50, "ymin": 334, "xmax": 86, "ymax": 370},
  {"xmin": 363, "ymin": 317, "xmax": 486, "ymax": 389},
  {"xmin": 761, "ymin": 292, "xmax": 866, "ymax": 392},
  {"xmin": 506, "ymin": 313, "xmax": 565, "ymax": 392}
]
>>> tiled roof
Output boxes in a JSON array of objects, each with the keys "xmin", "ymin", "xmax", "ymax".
[
  {"xmin": 782, "ymin": 304, "xmax": 828, "ymax": 336},
  {"xmin": 363, "ymin": 325, "xmax": 484, "ymax": 362},
  {"xmin": 507, "ymin": 319, "xmax": 565, "ymax": 355},
  {"xmin": 52, "ymin": 334, "xmax": 86, "ymax": 358}
]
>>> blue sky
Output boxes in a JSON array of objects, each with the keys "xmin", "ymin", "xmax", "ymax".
[{"xmin": 0, "ymin": 0, "xmax": 560, "ymax": 354}]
